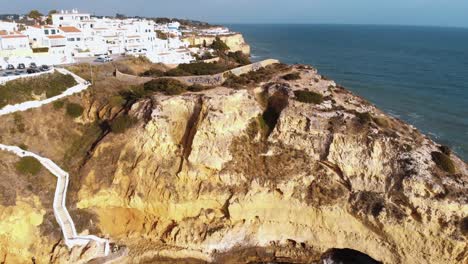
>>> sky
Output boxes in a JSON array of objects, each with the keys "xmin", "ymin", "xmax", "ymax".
[{"xmin": 1, "ymin": 0, "xmax": 467, "ymax": 28}]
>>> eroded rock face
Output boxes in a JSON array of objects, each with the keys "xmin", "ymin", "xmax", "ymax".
[
  {"xmin": 73, "ymin": 67, "xmax": 467, "ymax": 263},
  {"xmin": 1, "ymin": 65, "xmax": 466, "ymax": 264}
]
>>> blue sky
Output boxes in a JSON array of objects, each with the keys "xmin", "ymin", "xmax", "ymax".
[{"xmin": 1, "ymin": 0, "xmax": 467, "ymax": 28}]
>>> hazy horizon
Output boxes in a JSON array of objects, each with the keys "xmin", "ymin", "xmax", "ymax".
[{"xmin": 1, "ymin": 0, "xmax": 467, "ymax": 28}]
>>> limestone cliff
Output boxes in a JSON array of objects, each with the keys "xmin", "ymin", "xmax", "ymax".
[
  {"xmin": 0, "ymin": 64, "xmax": 466, "ymax": 264},
  {"xmin": 75, "ymin": 66, "xmax": 467, "ymax": 263},
  {"xmin": 183, "ymin": 33, "xmax": 251, "ymax": 55}
]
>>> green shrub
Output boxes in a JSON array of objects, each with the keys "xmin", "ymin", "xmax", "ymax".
[
  {"xmin": 16, "ymin": 157, "xmax": 42, "ymax": 175},
  {"xmin": 19, "ymin": 144, "xmax": 28, "ymax": 150},
  {"xmin": 66, "ymin": 103, "xmax": 84, "ymax": 118},
  {"xmin": 227, "ymin": 51, "xmax": 251, "ymax": 65},
  {"xmin": 439, "ymin": 145, "xmax": 452, "ymax": 156},
  {"xmin": 141, "ymin": 68, "xmax": 165, "ymax": 77},
  {"xmin": 211, "ymin": 37, "xmax": 229, "ymax": 52},
  {"xmin": 356, "ymin": 112, "xmax": 372, "ymax": 124},
  {"xmin": 144, "ymin": 79, "xmax": 187, "ymax": 95},
  {"xmin": 293, "ymin": 90, "xmax": 323, "ymax": 104},
  {"xmin": 373, "ymin": 117, "xmax": 389, "ymax": 128},
  {"xmin": 111, "ymin": 115, "xmax": 137, "ymax": 134},
  {"xmin": 431, "ymin": 152, "xmax": 456, "ymax": 173},
  {"xmin": 53, "ymin": 100, "xmax": 65, "ymax": 109},
  {"xmin": 282, "ymin": 72, "xmax": 301, "ymax": 81}
]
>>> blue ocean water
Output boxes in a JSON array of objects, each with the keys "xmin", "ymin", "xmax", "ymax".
[{"xmin": 228, "ymin": 24, "xmax": 468, "ymax": 161}]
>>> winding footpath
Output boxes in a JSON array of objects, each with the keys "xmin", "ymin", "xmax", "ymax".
[{"xmin": 0, "ymin": 69, "xmax": 110, "ymax": 257}]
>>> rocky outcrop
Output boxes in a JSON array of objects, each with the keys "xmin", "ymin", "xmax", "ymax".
[
  {"xmin": 74, "ymin": 66, "xmax": 467, "ymax": 263},
  {"xmin": 182, "ymin": 33, "xmax": 251, "ymax": 55},
  {"xmin": 0, "ymin": 65, "xmax": 466, "ymax": 263}
]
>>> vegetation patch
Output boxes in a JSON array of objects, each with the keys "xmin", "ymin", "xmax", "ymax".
[
  {"xmin": 0, "ymin": 71, "xmax": 76, "ymax": 108},
  {"xmin": 166, "ymin": 62, "xmax": 232, "ymax": 76},
  {"xmin": 144, "ymin": 79, "xmax": 188, "ymax": 95},
  {"xmin": 211, "ymin": 37, "xmax": 230, "ymax": 52},
  {"xmin": 438, "ymin": 145, "xmax": 452, "ymax": 156},
  {"xmin": 223, "ymin": 64, "xmax": 290, "ymax": 89},
  {"xmin": 431, "ymin": 151, "xmax": 456, "ymax": 173},
  {"xmin": 293, "ymin": 90, "xmax": 323, "ymax": 104},
  {"xmin": 282, "ymin": 72, "xmax": 301, "ymax": 81},
  {"xmin": 63, "ymin": 122, "xmax": 107, "ymax": 167},
  {"xmin": 109, "ymin": 95, "xmax": 126, "ymax": 107},
  {"xmin": 110, "ymin": 115, "xmax": 137, "ymax": 134},
  {"xmin": 188, "ymin": 84, "xmax": 208, "ymax": 92},
  {"xmin": 66, "ymin": 103, "xmax": 84, "ymax": 118},
  {"xmin": 355, "ymin": 112, "xmax": 372, "ymax": 124},
  {"xmin": 373, "ymin": 116, "xmax": 390, "ymax": 128},
  {"xmin": 226, "ymin": 51, "xmax": 251, "ymax": 65},
  {"xmin": 13, "ymin": 113, "xmax": 26, "ymax": 133},
  {"xmin": 53, "ymin": 100, "xmax": 65, "ymax": 110},
  {"xmin": 16, "ymin": 157, "xmax": 42, "ymax": 175}
]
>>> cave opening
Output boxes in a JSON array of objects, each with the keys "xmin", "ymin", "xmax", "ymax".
[
  {"xmin": 262, "ymin": 91, "xmax": 289, "ymax": 136},
  {"xmin": 320, "ymin": 248, "xmax": 382, "ymax": 264}
]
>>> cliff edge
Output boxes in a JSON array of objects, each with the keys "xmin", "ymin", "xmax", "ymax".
[{"xmin": 0, "ymin": 62, "xmax": 466, "ymax": 264}]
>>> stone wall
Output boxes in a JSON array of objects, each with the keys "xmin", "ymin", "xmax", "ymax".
[{"xmin": 114, "ymin": 70, "xmax": 153, "ymax": 85}]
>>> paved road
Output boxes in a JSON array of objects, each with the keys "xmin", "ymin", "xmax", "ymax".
[
  {"xmin": 73, "ymin": 54, "xmax": 126, "ymax": 65},
  {"xmin": 0, "ymin": 69, "xmax": 110, "ymax": 257}
]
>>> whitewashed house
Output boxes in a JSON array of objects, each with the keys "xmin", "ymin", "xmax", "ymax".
[{"xmin": 0, "ymin": 31, "xmax": 32, "ymax": 57}]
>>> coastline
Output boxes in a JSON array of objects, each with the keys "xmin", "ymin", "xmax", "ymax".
[{"xmin": 229, "ymin": 24, "xmax": 468, "ymax": 160}]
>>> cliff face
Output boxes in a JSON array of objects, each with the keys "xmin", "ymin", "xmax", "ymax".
[
  {"xmin": 74, "ymin": 66, "xmax": 467, "ymax": 263},
  {"xmin": 183, "ymin": 33, "xmax": 251, "ymax": 55},
  {"xmin": 0, "ymin": 64, "xmax": 466, "ymax": 264}
]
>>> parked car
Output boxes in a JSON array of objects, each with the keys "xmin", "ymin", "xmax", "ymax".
[
  {"xmin": 95, "ymin": 55, "xmax": 113, "ymax": 63},
  {"xmin": 27, "ymin": 68, "xmax": 40, "ymax": 74},
  {"xmin": 7, "ymin": 64, "xmax": 14, "ymax": 70},
  {"xmin": 29, "ymin": 62, "xmax": 37, "ymax": 69},
  {"xmin": 39, "ymin": 65, "xmax": 50, "ymax": 71},
  {"xmin": 14, "ymin": 71, "xmax": 21, "ymax": 75},
  {"xmin": 17, "ymin": 63, "xmax": 26, "ymax": 70}
]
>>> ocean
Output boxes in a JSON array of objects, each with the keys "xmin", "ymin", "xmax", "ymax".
[{"xmin": 228, "ymin": 24, "xmax": 468, "ymax": 161}]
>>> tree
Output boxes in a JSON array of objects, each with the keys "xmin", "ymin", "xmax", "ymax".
[
  {"xmin": 210, "ymin": 37, "xmax": 229, "ymax": 53},
  {"xmin": 28, "ymin": 10, "xmax": 43, "ymax": 20},
  {"xmin": 116, "ymin": 13, "xmax": 126, "ymax": 19},
  {"xmin": 45, "ymin": 10, "xmax": 57, "ymax": 25}
]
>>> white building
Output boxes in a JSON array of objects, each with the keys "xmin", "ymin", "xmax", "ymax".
[
  {"xmin": 0, "ymin": 31, "xmax": 32, "ymax": 57},
  {"xmin": 52, "ymin": 9, "xmax": 92, "ymax": 28}
]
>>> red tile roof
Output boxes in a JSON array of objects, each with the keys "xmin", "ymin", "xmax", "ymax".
[
  {"xmin": 59, "ymin": 26, "xmax": 81, "ymax": 33},
  {"xmin": 47, "ymin": 35, "xmax": 65, "ymax": 39}
]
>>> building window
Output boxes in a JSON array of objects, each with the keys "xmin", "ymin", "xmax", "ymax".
[
  {"xmin": 77, "ymin": 38, "xmax": 81, "ymax": 41},
  {"xmin": 44, "ymin": 30, "xmax": 49, "ymax": 35},
  {"xmin": 59, "ymin": 17, "xmax": 64, "ymax": 20},
  {"xmin": 51, "ymin": 29, "xmax": 56, "ymax": 34}
]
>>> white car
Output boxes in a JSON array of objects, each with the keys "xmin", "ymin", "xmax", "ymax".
[{"xmin": 95, "ymin": 56, "xmax": 113, "ymax": 63}]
